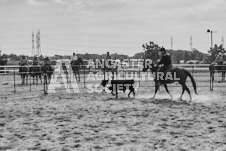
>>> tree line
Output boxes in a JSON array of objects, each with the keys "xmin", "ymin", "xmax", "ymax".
[{"xmin": 1, "ymin": 41, "xmax": 225, "ymax": 64}]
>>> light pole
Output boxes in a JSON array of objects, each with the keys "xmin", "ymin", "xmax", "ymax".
[
  {"xmin": 207, "ymin": 29, "xmax": 217, "ymax": 91},
  {"xmin": 207, "ymin": 29, "xmax": 217, "ymax": 50}
]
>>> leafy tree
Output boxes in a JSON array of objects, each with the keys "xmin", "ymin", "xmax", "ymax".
[
  {"xmin": 207, "ymin": 44, "xmax": 226, "ymax": 62},
  {"xmin": 131, "ymin": 52, "xmax": 144, "ymax": 59},
  {"xmin": 173, "ymin": 50, "xmax": 184, "ymax": 64},
  {"xmin": 184, "ymin": 51, "xmax": 190, "ymax": 63},
  {"xmin": 142, "ymin": 41, "xmax": 161, "ymax": 62}
]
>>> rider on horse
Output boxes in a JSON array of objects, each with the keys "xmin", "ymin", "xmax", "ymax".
[
  {"xmin": 70, "ymin": 53, "xmax": 78, "ymax": 65},
  {"xmin": 157, "ymin": 47, "xmax": 172, "ymax": 81},
  {"xmin": 32, "ymin": 56, "xmax": 40, "ymax": 66},
  {"xmin": 105, "ymin": 52, "xmax": 112, "ymax": 68},
  {"xmin": 44, "ymin": 56, "xmax": 51, "ymax": 65},
  {"xmin": 19, "ymin": 55, "xmax": 28, "ymax": 73}
]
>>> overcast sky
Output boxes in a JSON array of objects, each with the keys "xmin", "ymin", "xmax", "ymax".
[{"xmin": 0, "ymin": 0, "xmax": 226, "ymax": 56}]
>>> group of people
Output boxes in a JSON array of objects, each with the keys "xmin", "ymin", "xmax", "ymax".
[
  {"xmin": 19, "ymin": 49, "xmax": 224, "ymax": 75},
  {"xmin": 19, "ymin": 55, "xmax": 52, "ymax": 66},
  {"xmin": 18, "ymin": 53, "xmax": 79, "ymax": 71}
]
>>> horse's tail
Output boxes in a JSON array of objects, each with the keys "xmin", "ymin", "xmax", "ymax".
[{"xmin": 184, "ymin": 69, "xmax": 197, "ymax": 94}]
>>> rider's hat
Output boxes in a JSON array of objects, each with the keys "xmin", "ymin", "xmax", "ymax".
[{"xmin": 159, "ymin": 47, "xmax": 166, "ymax": 52}]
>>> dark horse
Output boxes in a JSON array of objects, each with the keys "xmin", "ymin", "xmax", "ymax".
[
  {"xmin": 29, "ymin": 65, "xmax": 42, "ymax": 84},
  {"xmin": 142, "ymin": 62, "xmax": 197, "ymax": 102},
  {"xmin": 209, "ymin": 62, "xmax": 226, "ymax": 82},
  {"xmin": 19, "ymin": 66, "xmax": 29, "ymax": 85},
  {"xmin": 71, "ymin": 58, "xmax": 83, "ymax": 82},
  {"xmin": 41, "ymin": 64, "xmax": 54, "ymax": 83}
]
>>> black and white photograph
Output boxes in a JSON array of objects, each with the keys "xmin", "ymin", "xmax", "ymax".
[{"xmin": 0, "ymin": 0, "xmax": 226, "ymax": 150}]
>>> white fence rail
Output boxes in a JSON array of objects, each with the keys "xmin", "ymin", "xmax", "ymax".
[{"xmin": 0, "ymin": 64, "xmax": 212, "ymax": 74}]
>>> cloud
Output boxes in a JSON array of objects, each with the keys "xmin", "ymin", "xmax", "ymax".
[
  {"xmin": 52, "ymin": 0, "xmax": 67, "ymax": 4},
  {"xmin": 26, "ymin": 0, "xmax": 50, "ymax": 5},
  {"xmin": 49, "ymin": 0, "xmax": 128, "ymax": 13}
]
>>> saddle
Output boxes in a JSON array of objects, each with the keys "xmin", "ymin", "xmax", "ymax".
[{"xmin": 155, "ymin": 65, "xmax": 175, "ymax": 82}]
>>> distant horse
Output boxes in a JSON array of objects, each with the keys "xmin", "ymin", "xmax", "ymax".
[
  {"xmin": 41, "ymin": 64, "xmax": 54, "ymax": 84},
  {"xmin": 209, "ymin": 62, "xmax": 226, "ymax": 82},
  {"xmin": 19, "ymin": 66, "xmax": 29, "ymax": 85},
  {"xmin": 71, "ymin": 57, "xmax": 83, "ymax": 82},
  {"xmin": 29, "ymin": 65, "xmax": 42, "ymax": 84},
  {"xmin": 142, "ymin": 62, "xmax": 197, "ymax": 102}
]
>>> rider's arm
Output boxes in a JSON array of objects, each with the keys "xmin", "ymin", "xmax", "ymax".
[{"xmin": 157, "ymin": 56, "xmax": 164, "ymax": 65}]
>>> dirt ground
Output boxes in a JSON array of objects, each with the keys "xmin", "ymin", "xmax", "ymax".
[{"xmin": 1, "ymin": 72, "xmax": 226, "ymax": 151}]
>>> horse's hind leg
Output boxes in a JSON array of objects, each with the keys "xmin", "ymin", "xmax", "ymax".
[
  {"xmin": 180, "ymin": 85, "xmax": 186, "ymax": 101},
  {"xmin": 163, "ymin": 83, "xmax": 173, "ymax": 100},
  {"xmin": 184, "ymin": 84, "xmax": 192, "ymax": 102}
]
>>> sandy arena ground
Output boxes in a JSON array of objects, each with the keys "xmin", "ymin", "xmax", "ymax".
[{"xmin": 1, "ymin": 72, "xmax": 226, "ymax": 151}]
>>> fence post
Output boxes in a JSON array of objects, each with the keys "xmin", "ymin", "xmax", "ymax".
[
  {"xmin": 192, "ymin": 65, "xmax": 194, "ymax": 75},
  {"xmin": 104, "ymin": 62, "xmax": 106, "ymax": 81},
  {"xmin": 139, "ymin": 67, "xmax": 140, "ymax": 85},
  {"xmin": 13, "ymin": 67, "xmax": 16, "ymax": 94},
  {"xmin": 84, "ymin": 66, "xmax": 86, "ymax": 88},
  {"xmin": 29, "ymin": 70, "xmax": 31, "ymax": 92}
]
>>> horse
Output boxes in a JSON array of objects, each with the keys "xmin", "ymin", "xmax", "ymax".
[
  {"xmin": 142, "ymin": 62, "xmax": 197, "ymax": 102},
  {"xmin": 209, "ymin": 62, "xmax": 226, "ymax": 82},
  {"xmin": 19, "ymin": 66, "xmax": 29, "ymax": 85},
  {"xmin": 41, "ymin": 64, "xmax": 54, "ymax": 84},
  {"xmin": 29, "ymin": 65, "xmax": 42, "ymax": 84},
  {"xmin": 71, "ymin": 57, "xmax": 83, "ymax": 82}
]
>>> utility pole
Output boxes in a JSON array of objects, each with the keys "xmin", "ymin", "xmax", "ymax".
[
  {"xmin": 32, "ymin": 32, "xmax": 35, "ymax": 56},
  {"xmin": 207, "ymin": 29, "xmax": 217, "ymax": 51},
  {"xmin": 190, "ymin": 36, "xmax": 193, "ymax": 51},
  {"xmin": 38, "ymin": 29, "xmax": 41, "ymax": 56},
  {"xmin": 222, "ymin": 36, "xmax": 224, "ymax": 48},
  {"xmin": 171, "ymin": 36, "xmax": 173, "ymax": 50},
  {"xmin": 0, "ymin": 45, "xmax": 2, "ymax": 58}
]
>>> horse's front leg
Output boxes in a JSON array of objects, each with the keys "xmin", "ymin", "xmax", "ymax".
[
  {"xmin": 153, "ymin": 83, "xmax": 160, "ymax": 99},
  {"xmin": 78, "ymin": 72, "xmax": 80, "ymax": 82},
  {"xmin": 163, "ymin": 83, "xmax": 173, "ymax": 101}
]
